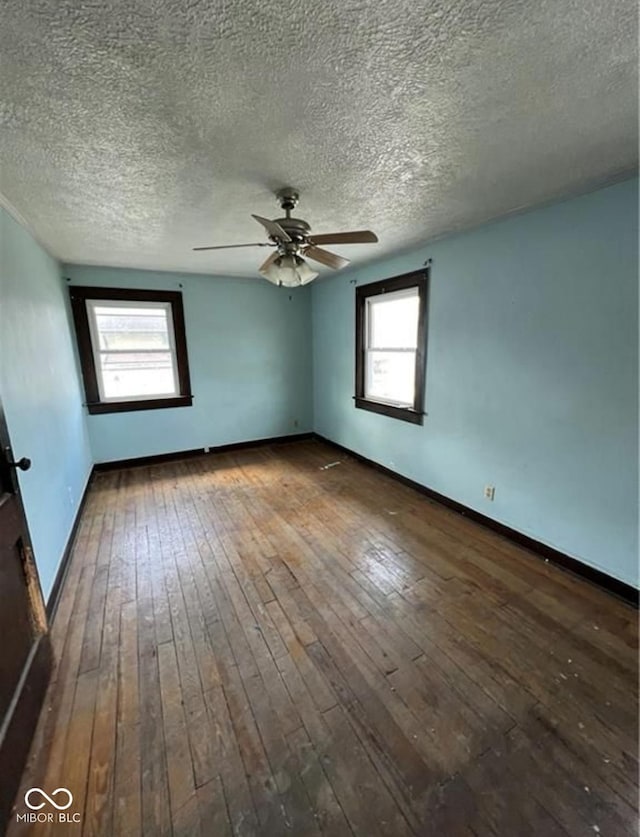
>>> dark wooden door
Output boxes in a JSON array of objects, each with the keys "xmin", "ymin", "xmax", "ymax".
[{"xmin": 0, "ymin": 399, "xmax": 51, "ymax": 829}]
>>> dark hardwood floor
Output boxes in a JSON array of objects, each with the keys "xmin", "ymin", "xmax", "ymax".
[{"xmin": 6, "ymin": 439, "xmax": 638, "ymax": 836}]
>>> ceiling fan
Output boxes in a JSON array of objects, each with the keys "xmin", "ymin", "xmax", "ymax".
[{"xmin": 193, "ymin": 187, "xmax": 378, "ymax": 287}]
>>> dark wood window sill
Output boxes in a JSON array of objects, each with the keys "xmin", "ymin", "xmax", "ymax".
[
  {"xmin": 354, "ymin": 396, "xmax": 424, "ymax": 425},
  {"xmin": 87, "ymin": 395, "xmax": 193, "ymax": 415}
]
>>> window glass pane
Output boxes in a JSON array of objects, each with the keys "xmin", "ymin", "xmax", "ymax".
[
  {"xmin": 93, "ymin": 305, "xmax": 171, "ymax": 351},
  {"xmin": 368, "ymin": 291, "xmax": 419, "ymax": 349},
  {"xmin": 99, "ymin": 351, "xmax": 176, "ymax": 399},
  {"xmin": 365, "ymin": 350, "xmax": 416, "ymax": 406}
]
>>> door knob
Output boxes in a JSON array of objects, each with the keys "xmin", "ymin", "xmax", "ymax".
[{"xmin": 5, "ymin": 452, "xmax": 31, "ymax": 471}]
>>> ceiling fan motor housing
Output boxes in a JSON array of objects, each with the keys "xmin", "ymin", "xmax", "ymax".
[{"xmin": 276, "ymin": 216, "xmax": 311, "ymax": 250}]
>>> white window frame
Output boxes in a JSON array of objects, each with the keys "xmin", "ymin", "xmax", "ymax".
[
  {"xmin": 85, "ymin": 298, "xmax": 180, "ymax": 403},
  {"xmin": 364, "ymin": 286, "xmax": 419, "ymax": 408}
]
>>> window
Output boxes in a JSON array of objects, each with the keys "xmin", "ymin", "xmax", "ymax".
[
  {"xmin": 70, "ymin": 286, "xmax": 193, "ymax": 414},
  {"xmin": 355, "ymin": 269, "xmax": 428, "ymax": 424}
]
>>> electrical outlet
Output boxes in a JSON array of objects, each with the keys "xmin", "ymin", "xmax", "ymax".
[
  {"xmin": 204, "ymin": 446, "xmax": 210, "ymax": 454},
  {"xmin": 484, "ymin": 485, "xmax": 496, "ymax": 501}
]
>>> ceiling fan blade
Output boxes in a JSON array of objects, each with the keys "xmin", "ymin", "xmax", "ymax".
[
  {"xmin": 193, "ymin": 242, "xmax": 271, "ymax": 251},
  {"xmin": 305, "ymin": 245, "xmax": 350, "ymax": 270},
  {"xmin": 251, "ymin": 214, "xmax": 292, "ymax": 242},
  {"xmin": 258, "ymin": 251, "xmax": 279, "ymax": 274},
  {"xmin": 308, "ymin": 230, "xmax": 378, "ymax": 245}
]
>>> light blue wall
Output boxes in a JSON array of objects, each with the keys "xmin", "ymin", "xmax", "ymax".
[
  {"xmin": 312, "ymin": 178, "xmax": 639, "ymax": 588},
  {"xmin": 64, "ymin": 265, "xmax": 313, "ymax": 463},
  {"xmin": 3, "ymin": 178, "xmax": 636, "ymax": 596},
  {"xmin": 0, "ymin": 208, "xmax": 93, "ymax": 600}
]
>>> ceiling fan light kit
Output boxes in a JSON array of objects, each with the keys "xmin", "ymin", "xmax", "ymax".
[
  {"xmin": 260, "ymin": 253, "xmax": 318, "ymax": 287},
  {"xmin": 193, "ymin": 187, "xmax": 378, "ymax": 287}
]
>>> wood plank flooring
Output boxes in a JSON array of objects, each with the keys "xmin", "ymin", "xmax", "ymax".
[{"xmin": 6, "ymin": 439, "xmax": 638, "ymax": 836}]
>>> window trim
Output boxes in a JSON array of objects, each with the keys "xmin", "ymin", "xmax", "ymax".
[
  {"xmin": 69, "ymin": 286, "xmax": 193, "ymax": 415},
  {"xmin": 355, "ymin": 269, "xmax": 428, "ymax": 425}
]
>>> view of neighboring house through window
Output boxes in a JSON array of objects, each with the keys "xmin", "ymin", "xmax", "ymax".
[
  {"xmin": 69, "ymin": 286, "xmax": 193, "ymax": 414},
  {"xmin": 87, "ymin": 301, "xmax": 178, "ymax": 401}
]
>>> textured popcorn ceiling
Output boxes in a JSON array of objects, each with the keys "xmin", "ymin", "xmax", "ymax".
[{"xmin": 0, "ymin": 0, "xmax": 637, "ymax": 277}]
